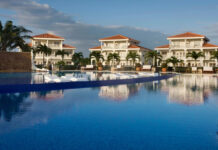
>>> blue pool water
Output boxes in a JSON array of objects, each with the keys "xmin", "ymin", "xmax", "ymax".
[{"xmin": 0, "ymin": 74, "xmax": 218, "ymax": 150}]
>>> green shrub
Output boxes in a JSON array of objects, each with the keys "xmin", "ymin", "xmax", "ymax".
[
  {"xmin": 135, "ymin": 63, "xmax": 142, "ymax": 68},
  {"xmin": 36, "ymin": 64, "xmax": 43, "ymax": 69},
  {"xmin": 60, "ymin": 65, "xmax": 76, "ymax": 70},
  {"xmin": 175, "ymin": 67, "xmax": 187, "ymax": 73},
  {"xmin": 161, "ymin": 63, "xmax": 167, "ymax": 68}
]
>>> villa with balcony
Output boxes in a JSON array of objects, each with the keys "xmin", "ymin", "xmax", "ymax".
[
  {"xmin": 29, "ymin": 33, "xmax": 76, "ymax": 65},
  {"xmin": 155, "ymin": 32, "xmax": 218, "ymax": 67},
  {"xmin": 89, "ymin": 35, "xmax": 151, "ymax": 66}
]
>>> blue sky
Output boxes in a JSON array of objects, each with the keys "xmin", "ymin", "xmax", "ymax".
[
  {"xmin": 36, "ymin": 0, "xmax": 218, "ymax": 34},
  {"xmin": 0, "ymin": 0, "xmax": 218, "ymax": 55}
]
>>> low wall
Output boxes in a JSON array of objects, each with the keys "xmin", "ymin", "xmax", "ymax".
[{"xmin": 0, "ymin": 52, "xmax": 31, "ymax": 72}]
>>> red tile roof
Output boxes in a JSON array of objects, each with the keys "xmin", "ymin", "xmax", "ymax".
[
  {"xmin": 33, "ymin": 33, "xmax": 64, "ymax": 39},
  {"xmin": 168, "ymin": 32, "xmax": 205, "ymax": 38},
  {"xmin": 100, "ymin": 34, "xmax": 136, "ymax": 41},
  {"xmin": 63, "ymin": 44, "xmax": 76, "ymax": 49},
  {"xmin": 128, "ymin": 44, "xmax": 150, "ymax": 50},
  {"xmin": 155, "ymin": 44, "xmax": 169, "ymax": 48},
  {"xmin": 203, "ymin": 43, "xmax": 218, "ymax": 47},
  {"xmin": 28, "ymin": 42, "xmax": 32, "ymax": 47},
  {"xmin": 90, "ymin": 46, "xmax": 101, "ymax": 49}
]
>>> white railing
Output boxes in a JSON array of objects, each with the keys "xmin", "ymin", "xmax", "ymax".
[{"xmin": 102, "ymin": 46, "xmax": 127, "ymax": 49}]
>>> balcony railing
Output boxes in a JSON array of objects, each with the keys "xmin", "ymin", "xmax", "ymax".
[
  {"xmin": 102, "ymin": 46, "xmax": 127, "ymax": 49},
  {"xmin": 170, "ymin": 45, "xmax": 201, "ymax": 49}
]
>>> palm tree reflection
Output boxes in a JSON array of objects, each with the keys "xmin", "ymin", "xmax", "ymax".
[{"xmin": 0, "ymin": 93, "xmax": 31, "ymax": 122}]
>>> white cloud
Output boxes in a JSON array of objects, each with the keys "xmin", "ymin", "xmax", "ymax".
[{"xmin": 0, "ymin": 0, "xmax": 168, "ymax": 56}]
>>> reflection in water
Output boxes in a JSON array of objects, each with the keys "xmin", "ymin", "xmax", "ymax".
[
  {"xmin": 0, "ymin": 75, "xmax": 217, "ymax": 123},
  {"xmin": 99, "ymin": 84, "xmax": 141, "ymax": 101},
  {"xmin": 159, "ymin": 75, "xmax": 218, "ymax": 105},
  {"xmin": 0, "ymin": 93, "xmax": 32, "ymax": 122},
  {"xmin": 31, "ymin": 90, "xmax": 64, "ymax": 101},
  {"xmin": 0, "ymin": 75, "xmax": 218, "ymax": 150},
  {"xmin": 98, "ymin": 74, "xmax": 218, "ymax": 104}
]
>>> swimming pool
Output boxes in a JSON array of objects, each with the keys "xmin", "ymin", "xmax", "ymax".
[{"xmin": 0, "ymin": 74, "xmax": 217, "ymax": 150}]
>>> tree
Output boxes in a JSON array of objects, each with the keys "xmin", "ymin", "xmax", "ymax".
[
  {"xmin": 90, "ymin": 51, "xmax": 104, "ymax": 65},
  {"xmin": 36, "ymin": 44, "xmax": 52, "ymax": 67},
  {"xmin": 126, "ymin": 52, "xmax": 140, "ymax": 66},
  {"xmin": 20, "ymin": 43, "xmax": 32, "ymax": 52},
  {"xmin": 166, "ymin": 56, "xmax": 183, "ymax": 70},
  {"xmin": 210, "ymin": 51, "xmax": 218, "ymax": 67},
  {"xmin": 0, "ymin": 20, "xmax": 32, "ymax": 52},
  {"xmin": 55, "ymin": 50, "xmax": 69, "ymax": 61},
  {"xmin": 20, "ymin": 43, "xmax": 37, "ymax": 59},
  {"xmin": 107, "ymin": 53, "xmax": 120, "ymax": 67},
  {"xmin": 56, "ymin": 61, "xmax": 65, "ymax": 70},
  {"xmin": 81, "ymin": 58, "xmax": 90, "ymax": 67},
  {"xmin": 144, "ymin": 51, "xmax": 162, "ymax": 67},
  {"xmin": 72, "ymin": 52, "xmax": 83, "ymax": 68},
  {"xmin": 186, "ymin": 51, "xmax": 204, "ymax": 67}
]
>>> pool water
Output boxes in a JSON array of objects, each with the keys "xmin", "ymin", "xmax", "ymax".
[{"xmin": 0, "ymin": 74, "xmax": 218, "ymax": 150}]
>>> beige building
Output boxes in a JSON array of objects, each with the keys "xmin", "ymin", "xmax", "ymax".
[
  {"xmin": 155, "ymin": 32, "xmax": 218, "ymax": 67},
  {"xmin": 29, "ymin": 33, "xmax": 76, "ymax": 65},
  {"xmin": 89, "ymin": 34, "xmax": 151, "ymax": 66}
]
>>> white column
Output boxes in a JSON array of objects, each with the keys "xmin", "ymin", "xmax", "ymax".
[
  {"xmin": 184, "ymin": 39, "xmax": 187, "ymax": 66},
  {"xmin": 216, "ymin": 48, "xmax": 218, "ymax": 67},
  {"xmin": 200, "ymin": 48, "xmax": 204, "ymax": 67},
  {"xmin": 113, "ymin": 41, "xmax": 115, "ymax": 52}
]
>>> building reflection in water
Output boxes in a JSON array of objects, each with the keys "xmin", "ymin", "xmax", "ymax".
[
  {"xmin": 31, "ymin": 90, "xmax": 64, "ymax": 101},
  {"xmin": 99, "ymin": 83, "xmax": 142, "ymax": 101},
  {"xmin": 159, "ymin": 75, "xmax": 218, "ymax": 105}
]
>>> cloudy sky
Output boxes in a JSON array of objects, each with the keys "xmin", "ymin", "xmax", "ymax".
[{"xmin": 0, "ymin": 0, "xmax": 218, "ymax": 56}]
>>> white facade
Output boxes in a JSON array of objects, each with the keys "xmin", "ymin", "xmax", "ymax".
[
  {"xmin": 30, "ymin": 33, "xmax": 76, "ymax": 65},
  {"xmin": 89, "ymin": 35, "xmax": 151, "ymax": 66},
  {"xmin": 155, "ymin": 32, "xmax": 218, "ymax": 67}
]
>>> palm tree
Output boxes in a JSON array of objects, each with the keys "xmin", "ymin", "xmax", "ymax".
[
  {"xmin": 107, "ymin": 53, "xmax": 120, "ymax": 67},
  {"xmin": 81, "ymin": 58, "xmax": 90, "ymax": 67},
  {"xmin": 55, "ymin": 50, "xmax": 69, "ymax": 61},
  {"xmin": 0, "ymin": 20, "xmax": 32, "ymax": 52},
  {"xmin": 186, "ymin": 51, "xmax": 204, "ymax": 67},
  {"xmin": 72, "ymin": 52, "xmax": 84, "ymax": 68},
  {"xmin": 90, "ymin": 51, "xmax": 104, "ymax": 65},
  {"xmin": 166, "ymin": 56, "xmax": 183, "ymax": 71},
  {"xmin": 126, "ymin": 52, "xmax": 140, "ymax": 66},
  {"xmin": 144, "ymin": 51, "xmax": 162, "ymax": 67},
  {"xmin": 210, "ymin": 51, "xmax": 218, "ymax": 67},
  {"xmin": 36, "ymin": 44, "xmax": 52, "ymax": 67}
]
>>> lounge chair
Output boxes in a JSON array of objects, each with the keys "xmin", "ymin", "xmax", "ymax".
[
  {"xmin": 116, "ymin": 65, "xmax": 122, "ymax": 71},
  {"xmin": 44, "ymin": 75, "xmax": 62, "ymax": 83},
  {"xmin": 203, "ymin": 67, "xmax": 214, "ymax": 73},
  {"xmin": 192, "ymin": 67, "xmax": 197, "ymax": 73},
  {"xmin": 84, "ymin": 65, "xmax": 94, "ymax": 70},
  {"xmin": 35, "ymin": 68, "xmax": 49, "ymax": 72},
  {"xmin": 142, "ymin": 65, "xmax": 152, "ymax": 71}
]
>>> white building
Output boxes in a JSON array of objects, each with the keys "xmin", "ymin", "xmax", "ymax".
[
  {"xmin": 29, "ymin": 33, "xmax": 76, "ymax": 65},
  {"xmin": 155, "ymin": 32, "xmax": 218, "ymax": 67},
  {"xmin": 89, "ymin": 34, "xmax": 151, "ymax": 66}
]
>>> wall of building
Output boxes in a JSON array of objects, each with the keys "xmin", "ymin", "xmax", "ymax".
[{"xmin": 0, "ymin": 52, "xmax": 32, "ymax": 72}]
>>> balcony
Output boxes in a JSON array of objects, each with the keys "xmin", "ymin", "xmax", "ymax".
[
  {"xmin": 102, "ymin": 45, "xmax": 127, "ymax": 49},
  {"xmin": 48, "ymin": 44, "xmax": 61, "ymax": 49}
]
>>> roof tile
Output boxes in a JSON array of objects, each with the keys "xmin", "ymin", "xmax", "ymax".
[
  {"xmin": 168, "ymin": 32, "xmax": 204, "ymax": 38},
  {"xmin": 33, "ymin": 33, "xmax": 64, "ymax": 39}
]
